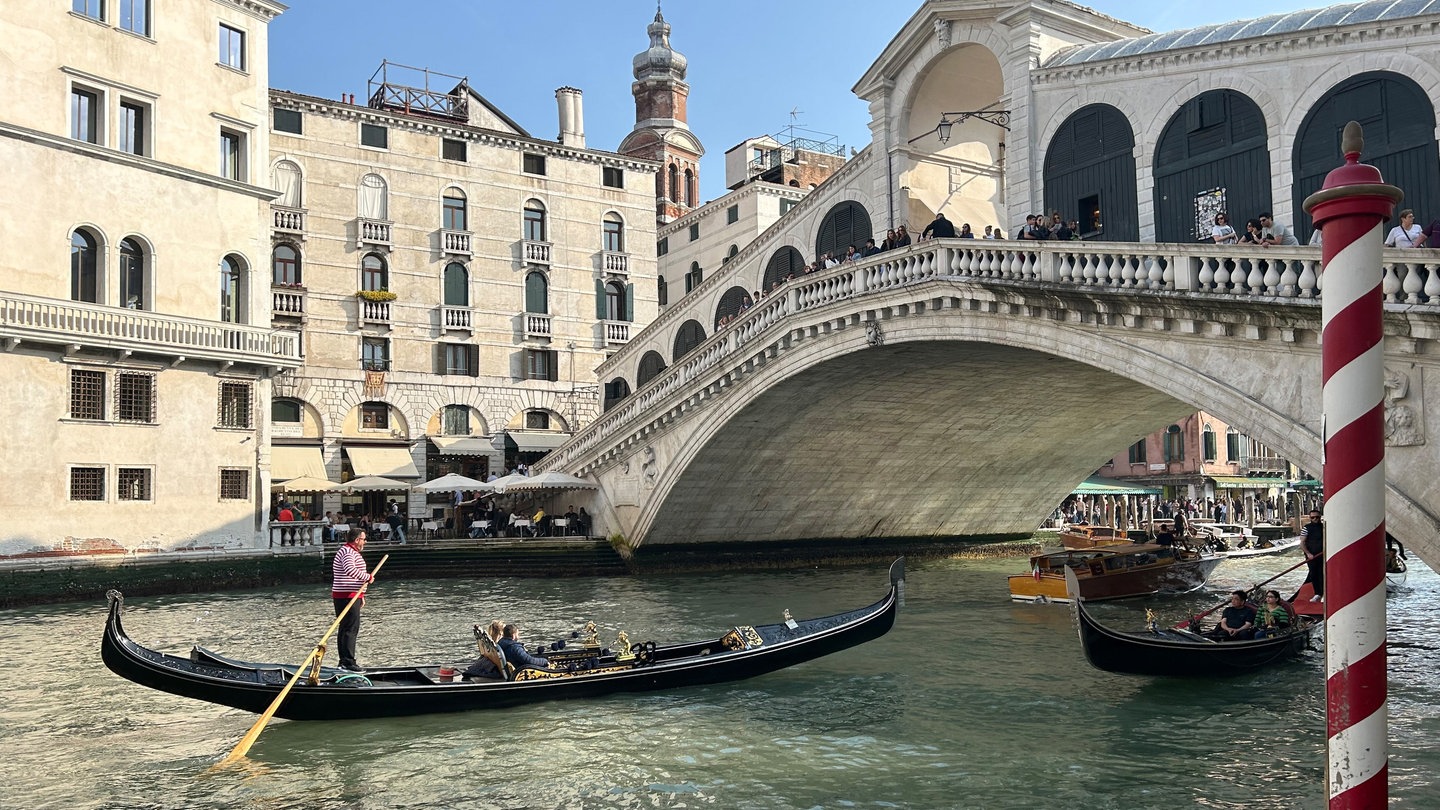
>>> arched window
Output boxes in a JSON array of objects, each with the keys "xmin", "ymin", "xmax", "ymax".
[
  {"xmin": 1153, "ymin": 90, "xmax": 1270, "ymax": 242},
  {"xmin": 667, "ymin": 164, "xmax": 679, "ymax": 201},
  {"xmin": 603, "ymin": 378, "xmax": 632, "ymax": 412},
  {"xmin": 763, "ymin": 246, "xmax": 805, "ymax": 291},
  {"xmin": 714, "ymin": 286, "xmax": 749, "ymax": 328},
  {"xmin": 272, "ymin": 244, "xmax": 300, "ymax": 286},
  {"xmin": 684, "ymin": 168, "xmax": 695, "ymax": 206},
  {"xmin": 814, "ymin": 201, "xmax": 873, "ymax": 261},
  {"xmin": 523, "ymin": 201, "xmax": 546, "ymax": 242},
  {"xmin": 441, "ymin": 404, "xmax": 470, "ymax": 436},
  {"xmin": 443, "ymin": 262, "xmax": 468, "ymax": 306},
  {"xmin": 723, "ymin": 244, "xmax": 739, "ymax": 264},
  {"xmin": 361, "ymin": 253, "xmax": 387, "ymax": 291},
  {"xmin": 685, "ymin": 262, "xmax": 703, "ymax": 293},
  {"xmin": 1043, "ymin": 104, "xmax": 1138, "ymax": 241},
  {"xmin": 70, "ymin": 229, "xmax": 100, "ymax": 303},
  {"xmin": 525, "ymin": 271, "xmax": 548, "ymax": 314},
  {"xmin": 219, "ymin": 254, "xmax": 245, "ymax": 323},
  {"xmin": 119, "ymin": 237, "xmax": 145, "ymax": 309},
  {"xmin": 636, "ymin": 351, "xmax": 667, "ymax": 387},
  {"xmin": 657, "ymin": 276, "xmax": 668, "ymax": 306},
  {"xmin": 271, "ymin": 398, "xmax": 303, "ymax": 423},
  {"xmin": 358, "ymin": 173, "xmax": 387, "ymax": 219},
  {"xmin": 442, "ymin": 189, "xmax": 467, "ymax": 231},
  {"xmin": 1202, "ymin": 424, "xmax": 1217, "ymax": 462},
  {"xmin": 603, "ymin": 213, "xmax": 624, "ymax": 252},
  {"xmin": 1164, "ymin": 425, "xmax": 1184, "ymax": 462},
  {"xmin": 603, "ymin": 280, "xmax": 628, "ymax": 321},
  {"xmin": 1226, "ymin": 428, "xmax": 1242, "ymax": 463},
  {"xmin": 272, "ymin": 160, "xmax": 303, "ymax": 208},
  {"xmin": 673, "ymin": 319, "xmax": 707, "ymax": 361}
]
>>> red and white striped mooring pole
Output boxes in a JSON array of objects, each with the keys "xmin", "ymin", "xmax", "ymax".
[{"xmin": 1302, "ymin": 121, "xmax": 1401, "ymax": 808}]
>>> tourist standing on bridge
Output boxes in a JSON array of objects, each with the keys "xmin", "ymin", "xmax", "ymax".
[
  {"xmin": 1210, "ymin": 213, "xmax": 1238, "ymax": 244},
  {"xmin": 1384, "ymin": 209, "xmax": 1425, "ymax": 248},
  {"xmin": 332, "ymin": 528, "xmax": 373, "ymax": 671},
  {"xmin": 1258, "ymin": 212, "xmax": 1299, "ymax": 246},
  {"xmin": 894, "ymin": 225, "xmax": 912, "ymax": 247}
]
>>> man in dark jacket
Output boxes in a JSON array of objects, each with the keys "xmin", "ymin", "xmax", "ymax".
[
  {"xmin": 922, "ymin": 213, "xmax": 957, "ymax": 239},
  {"xmin": 1297, "ymin": 510, "xmax": 1325, "ymax": 601},
  {"xmin": 498, "ymin": 624, "xmax": 550, "ymax": 671}
]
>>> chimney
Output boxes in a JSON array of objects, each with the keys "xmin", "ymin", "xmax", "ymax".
[{"xmin": 556, "ymin": 87, "xmax": 585, "ymax": 148}]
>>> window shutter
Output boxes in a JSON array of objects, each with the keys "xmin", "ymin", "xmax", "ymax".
[
  {"xmin": 625, "ymin": 283, "xmax": 634, "ymax": 321},
  {"xmin": 595, "ymin": 279, "xmax": 607, "ymax": 320},
  {"xmin": 434, "ymin": 344, "xmax": 446, "ymax": 375},
  {"xmin": 547, "ymin": 351, "xmax": 558, "ymax": 382},
  {"xmin": 467, "ymin": 345, "xmax": 479, "ymax": 378}
]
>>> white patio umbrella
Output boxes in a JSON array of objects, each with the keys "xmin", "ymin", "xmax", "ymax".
[
  {"xmin": 270, "ymin": 475, "xmax": 337, "ymax": 493},
  {"xmin": 412, "ymin": 473, "xmax": 491, "ymax": 493},
  {"xmin": 502, "ymin": 471, "xmax": 598, "ymax": 493},
  {"xmin": 486, "ymin": 472, "xmax": 533, "ymax": 494},
  {"xmin": 342, "ymin": 475, "xmax": 413, "ymax": 492}
]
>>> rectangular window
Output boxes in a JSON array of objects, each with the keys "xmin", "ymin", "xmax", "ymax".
[
  {"xmin": 656, "ymin": 237, "xmax": 669, "ymax": 257},
  {"xmin": 602, "ymin": 166, "xmax": 624, "ymax": 188},
  {"xmin": 117, "ymin": 467, "xmax": 152, "ymax": 501},
  {"xmin": 273, "ymin": 108, "xmax": 303, "ymax": 135},
  {"xmin": 116, "ymin": 372, "xmax": 156, "ymax": 423},
  {"xmin": 218, "ymin": 381, "xmax": 253, "ymax": 428},
  {"xmin": 1226, "ymin": 432, "xmax": 1242, "ymax": 463},
  {"xmin": 219, "ymin": 468, "xmax": 249, "ymax": 500},
  {"xmin": 524, "ymin": 348, "xmax": 557, "ymax": 381},
  {"xmin": 727, "ymin": 204, "xmax": 739, "ymax": 224},
  {"xmin": 1128, "ymin": 440, "xmax": 1146, "ymax": 464},
  {"xmin": 522, "ymin": 153, "xmax": 546, "ymax": 175},
  {"xmin": 525, "ymin": 411, "xmax": 551, "ymax": 430},
  {"xmin": 218, "ymin": 24, "xmax": 245, "ymax": 70},
  {"xmin": 70, "ymin": 369, "xmax": 106, "ymax": 420},
  {"xmin": 70, "ymin": 467, "xmax": 106, "ymax": 501},
  {"xmin": 442, "ymin": 138, "xmax": 466, "ymax": 162},
  {"xmin": 780, "ymin": 198, "xmax": 797, "ymax": 214},
  {"xmin": 523, "ymin": 207, "xmax": 546, "ymax": 242},
  {"xmin": 73, "ymin": 0, "xmax": 104, "ymax": 21},
  {"xmin": 220, "ymin": 129, "xmax": 243, "ymax": 181},
  {"xmin": 360, "ymin": 402, "xmax": 389, "ymax": 430},
  {"xmin": 688, "ymin": 223, "xmax": 700, "ymax": 241},
  {"xmin": 603, "ymin": 220, "xmax": 623, "ymax": 252},
  {"xmin": 443, "ymin": 343, "xmax": 477, "ymax": 376},
  {"xmin": 441, "ymin": 405, "xmax": 469, "ymax": 435},
  {"xmin": 362, "ymin": 337, "xmax": 389, "ymax": 372},
  {"xmin": 119, "ymin": 101, "xmax": 146, "ymax": 156},
  {"xmin": 71, "ymin": 87, "xmax": 100, "ymax": 144},
  {"xmin": 119, "ymin": 0, "xmax": 148, "ymax": 36},
  {"xmin": 442, "ymin": 194, "xmax": 467, "ymax": 231},
  {"xmin": 360, "ymin": 123, "xmax": 388, "ymax": 149}
]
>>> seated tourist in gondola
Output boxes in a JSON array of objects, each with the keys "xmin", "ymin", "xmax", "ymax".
[
  {"xmin": 1253, "ymin": 590, "xmax": 1291, "ymax": 639},
  {"xmin": 1206, "ymin": 591, "xmax": 1256, "ymax": 641},
  {"xmin": 464, "ymin": 620, "xmax": 508, "ymax": 680},
  {"xmin": 498, "ymin": 624, "xmax": 550, "ymax": 671}
]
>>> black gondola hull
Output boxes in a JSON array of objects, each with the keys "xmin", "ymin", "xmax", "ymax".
[{"xmin": 102, "ymin": 561, "xmax": 902, "ymax": 720}]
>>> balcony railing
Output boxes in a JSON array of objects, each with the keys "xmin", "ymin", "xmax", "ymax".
[
  {"xmin": 440, "ymin": 305, "xmax": 472, "ymax": 331},
  {"xmin": 602, "ymin": 251, "xmax": 629, "ymax": 276},
  {"xmin": 271, "ymin": 287, "xmax": 306, "ymax": 317},
  {"xmin": 0, "ymin": 291, "xmax": 302, "ymax": 365},
  {"xmin": 603, "ymin": 320, "xmax": 631, "ymax": 345},
  {"xmin": 357, "ymin": 218, "xmax": 393, "ymax": 249},
  {"xmin": 523, "ymin": 312, "xmax": 552, "ymax": 339},
  {"xmin": 269, "ymin": 520, "xmax": 328, "ymax": 548},
  {"xmin": 441, "ymin": 229, "xmax": 472, "ymax": 257},
  {"xmin": 272, "ymin": 206, "xmax": 305, "ymax": 235},
  {"xmin": 360, "ymin": 299, "xmax": 391, "ymax": 326},
  {"xmin": 523, "ymin": 240, "xmax": 552, "ymax": 265}
]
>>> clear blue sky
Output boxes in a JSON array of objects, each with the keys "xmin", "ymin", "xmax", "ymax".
[{"xmin": 270, "ymin": 0, "xmax": 1325, "ymax": 203}]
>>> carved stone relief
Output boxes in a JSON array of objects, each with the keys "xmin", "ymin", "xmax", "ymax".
[{"xmin": 1383, "ymin": 365, "xmax": 1424, "ymax": 446}]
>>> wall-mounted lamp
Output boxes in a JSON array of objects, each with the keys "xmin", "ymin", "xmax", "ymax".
[{"xmin": 909, "ymin": 109, "xmax": 1012, "ymax": 144}]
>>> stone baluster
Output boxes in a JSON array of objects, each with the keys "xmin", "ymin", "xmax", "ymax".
[
  {"xmin": 1297, "ymin": 259, "xmax": 1319, "ymax": 298},
  {"xmin": 1424, "ymin": 263, "xmax": 1440, "ymax": 303},
  {"xmin": 1402, "ymin": 261, "xmax": 1425, "ymax": 303},
  {"xmin": 1197, "ymin": 256, "xmax": 1216, "ymax": 291},
  {"xmin": 1279, "ymin": 259, "xmax": 1299, "ymax": 297},
  {"xmin": 1263, "ymin": 260, "xmax": 1282, "ymax": 296},
  {"xmin": 1382, "ymin": 262, "xmax": 1403, "ymax": 303},
  {"xmin": 1247, "ymin": 259, "xmax": 1266, "ymax": 295}
]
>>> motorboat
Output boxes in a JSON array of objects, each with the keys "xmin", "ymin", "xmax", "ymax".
[{"xmin": 1008, "ymin": 543, "xmax": 1222, "ymax": 604}]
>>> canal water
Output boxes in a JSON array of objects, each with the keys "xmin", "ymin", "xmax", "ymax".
[{"xmin": 3, "ymin": 553, "xmax": 1439, "ymax": 809}]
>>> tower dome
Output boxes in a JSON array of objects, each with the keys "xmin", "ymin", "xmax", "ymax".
[{"xmin": 632, "ymin": 8, "xmax": 687, "ymax": 82}]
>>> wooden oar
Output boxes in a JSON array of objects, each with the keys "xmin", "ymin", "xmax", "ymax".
[
  {"xmin": 1174, "ymin": 556, "xmax": 1308, "ymax": 630},
  {"xmin": 215, "ymin": 554, "xmax": 388, "ymax": 767}
]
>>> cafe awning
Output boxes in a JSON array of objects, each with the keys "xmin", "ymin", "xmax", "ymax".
[
  {"xmin": 1210, "ymin": 475, "xmax": 1286, "ymax": 489},
  {"xmin": 344, "ymin": 446, "xmax": 420, "ymax": 479},
  {"xmin": 1070, "ymin": 476, "xmax": 1161, "ymax": 496},
  {"xmin": 496, "ymin": 431, "xmax": 571, "ymax": 453},
  {"xmin": 1289, "ymin": 478, "xmax": 1323, "ymax": 490},
  {"xmin": 270, "ymin": 446, "xmax": 327, "ymax": 482},
  {"xmin": 430, "ymin": 436, "xmax": 494, "ymax": 457}
]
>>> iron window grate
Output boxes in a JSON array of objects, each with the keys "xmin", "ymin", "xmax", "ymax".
[
  {"xmin": 70, "ymin": 369, "xmax": 106, "ymax": 420},
  {"xmin": 116, "ymin": 372, "xmax": 156, "ymax": 423},
  {"xmin": 117, "ymin": 467, "xmax": 153, "ymax": 501},
  {"xmin": 218, "ymin": 381, "xmax": 253, "ymax": 429},
  {"xmin": 70, "ymin": 467, "xmax": 106, "ymax": 501},
  {"xmin": 219, "ymin": 468, "xmax": 249, "ymax": 500}
]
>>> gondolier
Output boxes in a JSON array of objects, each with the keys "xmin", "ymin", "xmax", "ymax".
[
  {"xmin": 1297, "ymin": 510, "xmax": 1325, "ymax": 602},
  {"xmin": 332, "ymin": 528, "xmax": 373, "ymax": 671}
]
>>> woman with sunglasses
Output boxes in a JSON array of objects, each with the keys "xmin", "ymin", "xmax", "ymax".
[
  {"xmin": 1211, "ymin": 213, "xmax": 1238, "ymax": 244},
  {"xmin": 1253, "ymin": 590, "xmax": 1291, "ymax": 639}
]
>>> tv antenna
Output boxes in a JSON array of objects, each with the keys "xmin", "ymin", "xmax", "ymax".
[{"xmin": 789, "ymin": 106, "xmax": 803, "ymax": 124}]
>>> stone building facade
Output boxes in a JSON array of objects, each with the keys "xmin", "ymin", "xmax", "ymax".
[{"xmin": 0, "ymin": 0, "xmax": 299, "ymax": 555}]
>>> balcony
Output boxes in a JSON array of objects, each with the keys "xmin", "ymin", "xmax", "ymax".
[
  {"xmin": 360, "ymin": 299, "xmax": 392, "ymax": 327},
  {"xmin": 357, "ymin": 218, "xmax": 393, "ymax": 250},
  {"xmin": 441, "ymin": 228, "xmax": 472, "ymax": 257},
  {"xmin": 522, "ymin": 240, "xmax": 552, "ymax": 266},
  {"xmin": 602, "ymin": 319, "xmax": 631, "ymax": 346},
  {"xmin": 522, "ymin": 312, "xmax": 552, "ymax": 340},
  {"xmin": 0, "ymin": 290, "xmax": 301, "ymax": 367},
  {"xmin": 602, "ymin": 251, "xmax": 630, "ymax": 277},
  {"xmin": 272, "ymin": 206, "xmax": 306, "ymax": 237},
  {"xmin": 440, "ymin": 305, "xmax": 472, "ymax": 332},
  {"xmin": 271, "ymin": 286, "xmax": 306, "ymax": 319}
]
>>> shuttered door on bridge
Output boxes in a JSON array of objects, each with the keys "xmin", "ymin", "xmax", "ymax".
[
  {"xmin": 814, "ymin": 201, "xmax": 873, "ymax": 261},
  {"xmin": 714, "ymin": 286, "xmax": 748, "ymax": 328},
  {"xmin": 672, "ymin": 319, "xmax": 707, "ymax": 362},
  {"xmin": 1153, "ymin": 90, "xmax": 1271, "ymax": 242},
  {"xmin": 1042, "ymin": 104, "xmax": 1138, "ymax": 241},
  {"xmin": 1292, "ymin": 71, "xmax": 1440, "ymax": 244},
  {"xmin": 763, "ymin": 247, "xmax": 805, "ymax": 291},
  {"xmin": 636, "ymin": 351, "xmax": 667, "ymax": 387}
]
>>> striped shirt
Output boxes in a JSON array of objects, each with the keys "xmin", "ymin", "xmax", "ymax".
[{"xmin": 331, "ymin": 543, "xmax": 369, "ymax": 596}]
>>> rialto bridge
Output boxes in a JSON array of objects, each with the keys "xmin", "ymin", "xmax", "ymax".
[{"xmin": 542, "ymin": 238, "xmax": 1440, "ymax": 565}]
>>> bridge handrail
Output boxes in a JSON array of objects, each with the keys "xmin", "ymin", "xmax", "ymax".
[{"xmin": 544, "ymin": 239, "xmax": 1440, "ymax": 472}]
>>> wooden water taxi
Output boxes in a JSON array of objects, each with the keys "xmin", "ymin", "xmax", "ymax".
[{"xmin": 1008, "ymin": 543, "xmax": 1222, "ymax": 604}]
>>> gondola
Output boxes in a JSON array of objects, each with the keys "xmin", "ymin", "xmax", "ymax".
[
  {"xmin": 1064, "ymin": 567, "xmax": 1320, "ymax": 677},
  {"xmin": 101, "ymin": 559, "xmax": 903, "ymax": 720}
]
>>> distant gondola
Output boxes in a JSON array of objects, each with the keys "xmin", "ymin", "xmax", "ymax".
[
  {"xmin": 101, "ymin": 559, "xmax": 903, "ymax": 721},
  {"xmin": 1064, "ymin": 567, "xmax": 1320, "ymax": 677}
]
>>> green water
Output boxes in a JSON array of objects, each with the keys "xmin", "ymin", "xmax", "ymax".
[{"xmin": 2, "ymin": 554, "xmax": 1437, "ymax": 809}]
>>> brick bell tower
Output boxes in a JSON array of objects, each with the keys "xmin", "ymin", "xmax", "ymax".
[{"xmin": 619, "ymin": 6, "xmax": 705, "ymax": 224}]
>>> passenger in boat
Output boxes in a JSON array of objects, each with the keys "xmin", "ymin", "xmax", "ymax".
[
  {"xmin": 1253, "ymin": 591, "xmax": 1291, "ymax": 639},
  {"xmin": 498, "ymin": 624, "xmax": 549, "ymax": 670},
  {"xmin": 331, "ymin": 528, "xmax": 374, "ymax": 671},
  {"xmin": 1207, "ymin": 591, "xmax": 1256, "ymax": 641},
  {"xmin": 464, "ymin": 620, "xmax": 508, "ymax": 680}
]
